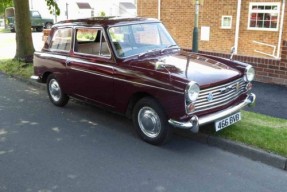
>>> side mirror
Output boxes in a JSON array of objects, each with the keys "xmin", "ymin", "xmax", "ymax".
[{"xmin": 230, "ymin": 46, "xmax": 235, "ymax": 60}]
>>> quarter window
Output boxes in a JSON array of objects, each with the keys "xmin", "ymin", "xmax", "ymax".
[
  {"xmin": 248, "ymin": 2, "xmax": 281, "ymax": 31},
  {"xmin": 50, "ymin": 28, "xmax": 72, "ymax": 51}
]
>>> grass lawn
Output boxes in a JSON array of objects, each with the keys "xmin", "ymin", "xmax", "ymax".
[
  {"xmin": 1, "ymin": 59, "xmax": 287, "ymax": 157},
  {"xmin": 0, "ymin": 59, "xmax": 33, "ymax": 79},
  {"xmin": 203, "ymin": 110, "xmax": 287, "ymax": 157}
]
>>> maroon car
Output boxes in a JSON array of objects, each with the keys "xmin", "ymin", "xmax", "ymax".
[{"xmin": 32, "ymin": 17, "xmax": 256, "ymax": 145}]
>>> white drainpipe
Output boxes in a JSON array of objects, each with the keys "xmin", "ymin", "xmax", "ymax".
[
  {"xmin": 277, "ymin": 0, "xmax": 285, "ymax": 58},
  {"xmin": 158, "ymin": 0, "xmax": 161, "ymax": 20},
  {"xmin": 234, "ymin": 0, "xmax": 242, "ymax": 54}
]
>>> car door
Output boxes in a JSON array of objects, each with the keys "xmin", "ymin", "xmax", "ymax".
[
  {"xmin": 30, "ymin": 11, "xmax": 42, "ymax": 27},
  {"xmin": 66, "ymin": 27, "xmax": 115, "ymax": 107}
]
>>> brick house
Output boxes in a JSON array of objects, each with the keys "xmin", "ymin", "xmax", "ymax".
[{"xmin": 137, "ymin": 0, "xmax": 287, "ymax": 86}]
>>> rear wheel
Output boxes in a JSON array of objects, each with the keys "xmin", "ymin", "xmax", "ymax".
[
  {"xmin": 47, "ymin": 74, "xmax": 69, "ymax": 107},
  {"xmin": 132, "ymin": 97, "xmax": 173, "ymax": 145},
  {"xmin": 36, "ymin": 27, "xmax": 43, "ymax": 32}
]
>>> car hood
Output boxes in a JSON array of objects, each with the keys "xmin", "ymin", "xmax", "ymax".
[{"xmin": 130, "ymin": 51, "xmax": 242, "ymax": 88}]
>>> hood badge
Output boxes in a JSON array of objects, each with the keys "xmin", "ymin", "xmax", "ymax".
[{"xmin": 207, "ymin": 92, "xmax": 214, "ymax": 102}]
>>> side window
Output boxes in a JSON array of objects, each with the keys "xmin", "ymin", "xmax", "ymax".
[
  {"xmin": 31, "ymin": 11, "xmax": 41, "ymax": 18},
  {"xmin": 74, "ymin": 28, "xmax": 111, "ymax": 57},
  {"xmin": 50, "ymin": 28, "xmax": 72, "ymax": 51}
]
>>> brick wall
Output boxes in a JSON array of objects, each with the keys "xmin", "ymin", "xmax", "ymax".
[
  {"xmin": 198, "ymin": 40, "xmax": 287, "ymax": 85},
  {"xmin": 237, "ymin": 0, "xmax": 281, "ymax": 58},
  {"xmin": 137, "ymin": 0, "xmax": 287, "ymax": 86},
  {"xmin": 137, "ymin": 0, "xmax": 158, "ymax": 18}
]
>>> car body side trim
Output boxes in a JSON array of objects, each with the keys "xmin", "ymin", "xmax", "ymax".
[{"xmin": 70, "ymin": 67, "xmax": 184, "ymax": 95}]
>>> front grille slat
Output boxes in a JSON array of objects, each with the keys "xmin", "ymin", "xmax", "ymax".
[
  {"xmin": 194, "ymin": 78, "xmax": 247, "ymax": 113},
  {"xmin": 196, "ymin": 90, "xmax": 245, "ymax": 106},
  {"xmin": 195, "ymin": 90, "xmax": 245, "ymax": 110},
  {"xmin": 196, "ymin": 87, "xmax": 245, "ymax": 103}
]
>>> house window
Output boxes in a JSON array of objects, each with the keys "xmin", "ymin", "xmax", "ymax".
[
  {"xmin": 221, "ymin": 16, "xmax": 232, "ymax": 29},
  {"xmin": 248, "ymin": 2, "xmax": 281, "ymax": 31}
]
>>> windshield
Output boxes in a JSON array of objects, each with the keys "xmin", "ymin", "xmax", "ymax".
[{"xmin": 108, "ymin": 22, "xmax": 177, "ymax": 58}]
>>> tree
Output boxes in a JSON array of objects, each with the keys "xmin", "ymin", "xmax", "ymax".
[
  {"xmin": 45, "ymin": 0, "xmax": 60, "ymax": 16},
  {"xmin": 13, "ymin": 0, "xmax": 34, "ymax": 62},
  {"xmin": 12, "ymin": 0, "xmax": 60, "ymax": 62}
]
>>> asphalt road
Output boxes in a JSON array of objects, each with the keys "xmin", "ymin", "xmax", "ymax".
[{"xmin": 1, "ymin": 74, "xmax": 287, "ymax": 192}]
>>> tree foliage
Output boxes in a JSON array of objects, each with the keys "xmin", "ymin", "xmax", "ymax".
[
  {"xmin": 0, "ymin": 0, "xmax": 13, "ymax": 17},
  {"xmin": 44, "ymin": 0, "xmax": 60, "ymax": 16}
]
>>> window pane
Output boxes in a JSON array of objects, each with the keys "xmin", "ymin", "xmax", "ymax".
[
  {"xmin": 258, "ymin": 6, "xmax": 264, "ymax": 10},
  {"xmin": 264, "ymin": 20, "xmax": 271, "ymax": 28},
  {"xmin": 257, "ymin": 20, "xmax": 263, "ymax": 28},
  {"xmin": 75, "ymin": 28, "xmax": 110, "ymax": 57},
  {"xmin": 252, "ymin": 5, "xmax": 258, "ymax": 9},
  {"xmin": 50, "ymin": 28, "xmax": 72, "ymax": 51},
  {"xmin": 31, "ymin": 11, "xmax": 40, "ymax": 17},
  {"xmin": 109, "ymin": 23, "xmax": 176, "ymax": 58},
  {"xmin": 77, "ymin": 29, "xmax": 98, "ymax": 42}
]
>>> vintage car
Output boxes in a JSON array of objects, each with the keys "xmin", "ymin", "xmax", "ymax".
[{"xmin": 32, "ymin": 17, "xmax": 256, "ymax": 145}]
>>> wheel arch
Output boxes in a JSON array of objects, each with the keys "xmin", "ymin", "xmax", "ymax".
[
  {"xmin": 41, "ymin": 71, "xmax": 53, "ymax": 83},
  {"xmin": 125, "ymin": 92, "xmax": 165, "ymax": 119}
]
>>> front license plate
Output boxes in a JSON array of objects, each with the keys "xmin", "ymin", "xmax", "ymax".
[{"xmin": 215, "ymin": 112, "xmax": 241, "ymax": 132}]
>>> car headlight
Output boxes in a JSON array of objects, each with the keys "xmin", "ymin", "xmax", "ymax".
[
  {"xmin": 186, "ymin": 81, "xmax": 200, "ymax": 102},
  {"xmin": 244, "ymin": 65, "xmax": 255, "ymax": 82}
]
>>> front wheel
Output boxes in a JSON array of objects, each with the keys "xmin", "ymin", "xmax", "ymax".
[
  {"xmin": 132, "ymin": 97, "xmax": 173, "ymax": 145},
  {"xmin": 45, "ymin": 23, "xmax": 53, "ymax": 29},
  {"xmin": 47, "ymin": 74, "xmax": 69, "ymax": 107}
]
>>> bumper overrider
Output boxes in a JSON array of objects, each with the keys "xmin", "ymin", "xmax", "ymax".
[{"xmin": 168, "ymin": 93, "xmax": 256, "ymax": 133}]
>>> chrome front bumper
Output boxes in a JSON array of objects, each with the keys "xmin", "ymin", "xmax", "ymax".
[{"xmin": 168, "ymin": 93, "xmax": 256, "ymax": 133}]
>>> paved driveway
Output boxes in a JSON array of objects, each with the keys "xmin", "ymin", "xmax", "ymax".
[{"xmin": 0, "ymin": 32, "xmax": 43, "ymax": 59}]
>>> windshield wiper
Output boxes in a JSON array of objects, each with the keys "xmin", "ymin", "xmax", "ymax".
[
  {"xmin": 138, "ymin": 48, "xmax": 161, "ymax": 58},
  {"xmin": 160, "ymin": 44, "xmax": 180, "ymax": 53}
]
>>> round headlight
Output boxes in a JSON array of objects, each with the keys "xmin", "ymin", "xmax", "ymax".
[
  {"xmin": 245, "ymin": 66, "xmax": 255, "ymax": 82},
  {"xmin": 186, "ymin": 81, "xmax": 200, "ymax": 102}
]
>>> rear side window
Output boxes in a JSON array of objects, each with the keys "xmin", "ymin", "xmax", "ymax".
[
  {"xmin": 74, "ymin": 28, "xmax": 111, "ymax": 57},
  {"xmin": 50, "ymin": 28, "xmax": 72, "ymax": 51}
]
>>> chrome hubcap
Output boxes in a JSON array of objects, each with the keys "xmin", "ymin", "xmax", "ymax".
[
  {"xmin": 49, "ymin": 79, "xmax": 61, "ymax": 102},
  {"xmin": 138, "ymin": 107, "xmax": 161, "ymax": 138}
]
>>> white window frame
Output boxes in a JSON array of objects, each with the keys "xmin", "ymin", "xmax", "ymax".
[
  {"xmin": 221, "ymin": 15, "xmax": 232, "ymax": 29},
  {"xmin": 247, "ymin": 2, "xmax": 281, "ymax": 31}
]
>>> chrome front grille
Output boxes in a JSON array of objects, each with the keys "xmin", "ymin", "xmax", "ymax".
[{"xmin": 194, "ymin": 78, "xmax": 247, "ymax": 113}]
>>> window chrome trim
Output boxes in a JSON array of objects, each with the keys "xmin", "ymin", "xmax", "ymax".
[{"xmin": 73, "ymin": 26, "xmax": 112, "ymax": 59}]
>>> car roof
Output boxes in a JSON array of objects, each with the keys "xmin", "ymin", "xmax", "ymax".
[{"xmin": 54, "ymin": 17, "xmax": 160, "ymax": 28}]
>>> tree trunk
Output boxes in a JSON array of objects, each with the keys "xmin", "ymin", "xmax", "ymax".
[{"xmin": 13, "ymin": 0, "xmax": 34, "ymax": 62}]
